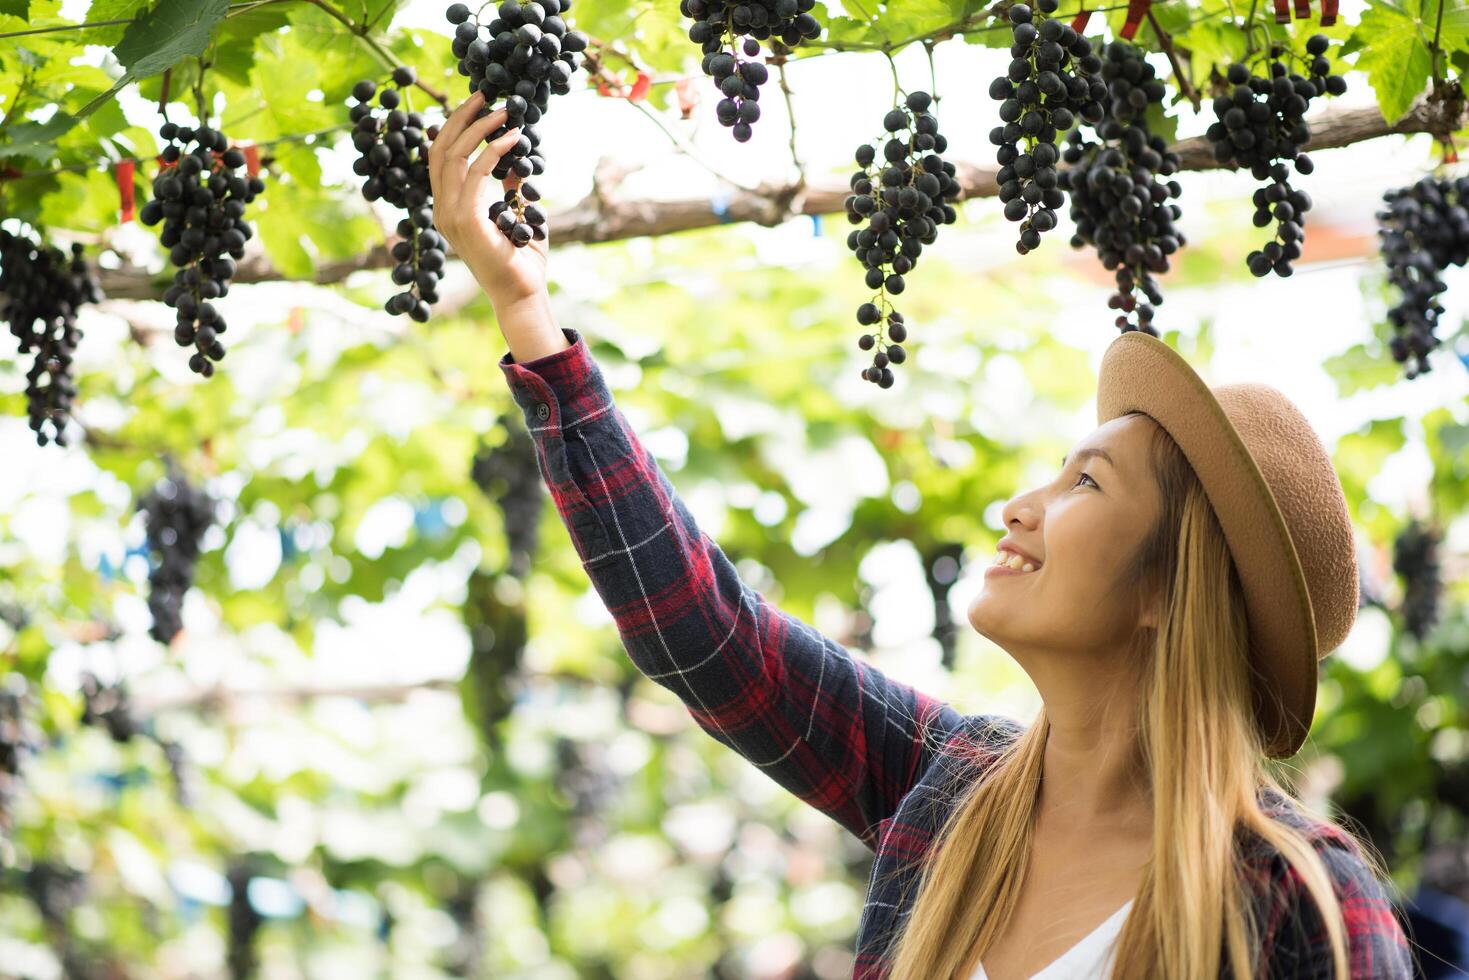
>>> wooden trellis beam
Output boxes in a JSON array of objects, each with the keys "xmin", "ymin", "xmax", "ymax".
[{"xmin": 85, "ymin": 94, "xmax": 1464, "ymax": 302}]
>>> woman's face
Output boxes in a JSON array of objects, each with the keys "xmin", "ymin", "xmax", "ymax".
[{"xmin": 967, "ymin": 414, "xmax": 1163, "ymax": 673}]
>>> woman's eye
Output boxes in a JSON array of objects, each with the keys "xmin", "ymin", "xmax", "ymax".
[{"xmin": 1072, "ymin": 471, "xmax": 1098, "ymax": 490}]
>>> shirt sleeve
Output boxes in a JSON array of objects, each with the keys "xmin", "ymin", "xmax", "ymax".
[
  {"xmin": 499, "ymin": 326, "xmax": 971, "ymax": 850},
  {"xmin": 1263, "ymin": 835, "xmax": 1416, "ymax": 979}
]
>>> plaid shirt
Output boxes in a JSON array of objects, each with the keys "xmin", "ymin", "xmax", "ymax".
[{"xmin": 499, "ymin": 327, "xmax": 1416, "ymax": 979}]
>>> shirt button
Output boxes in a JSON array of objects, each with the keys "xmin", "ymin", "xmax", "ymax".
[{"xmin": 535, "ymin": 402, "xmax": 550, "ymax": 422}]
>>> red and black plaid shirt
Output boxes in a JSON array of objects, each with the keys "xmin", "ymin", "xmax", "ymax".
[{"xmin": 500, "ymin": 327, "xmax": 1416, "ymax": 979}]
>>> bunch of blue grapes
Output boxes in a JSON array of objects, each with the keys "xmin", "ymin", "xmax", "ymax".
[
  {"xmin": 1204, "ymin": 35, "xmax": 1347, "ymax": 277},
  {"xmin": 681, "ymin": 0, "xmax": 822, "ymax": 142},
  {"xmin": 445, "ymin": 1, "xmax": 589, "ymax": 247},
  {"xmin": 139, "ymin": 119, "xmax": 264, "ymax": 377},
  {"xmin": 137, "ymin": 461, "xmax": 217, "ymax": 645},
  {"xmin": 1392, "ymin": 517, "xmax": 1443, "ymax": 641},
  {"xmin": 845, "ymin": 91, "xmax": 962, "ymax": 388},
  {"xmin": 0, "ymin": 230, "xmax": 102, "ymax": 446},
  {"xmin": 0, "ymin": 679, "xmax": 39, "ymax": 831},
  {"xmin": 1374, "ymin": 175, "xmax": 1466, "ymax": 379},
  {"xmin": 1056, "ymin": 40, "xmax": 1184, "ymax": 335},
  {"xmin": 987, "ymin": 0, "xmax": 1106, "ymax": 253},
  {"xmin": 348, "ymin": 66, "xmax": 445, "ymax": 322}
]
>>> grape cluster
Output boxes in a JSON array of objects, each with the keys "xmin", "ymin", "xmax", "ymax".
[
  {"xmin": 80, "ymin": 672, "xmax": 138, "ymax": 742},
  {"xmin": 681, "ymin": 0, "xmax": 822, "ymax": 143},
  {"xmin": 1057, "ymin": 40, "xmax": 1184, "ymax": 335},
  {"xmin": 137, "ymin": 461, "xmax": 217, "ymax": 645},
  {"xmin": 227, "ymin": 860, "xmax": 264, "ymax": 980},
  {"xmin": 0, "ymin": 680, "xmax": 39, "ymax": 830},
  {"xmin": 988, "ymin": 0, "xmax": 1106, "ymax": 253},
  {"xmin": 553, "ymin": 735, "xmax": 621, "ymax": 848},
  {"xmin": 349, "ymin": 66, "xmax": 447, "ymax": 322},
  {"xmin": 845, "ymin": 90, "xmax": 962, "ymax": 388},
  {"xmin": 1205, "ymin": 35, "xmax": 1346, "ymax": 277},
  {"xmin": 471, "ymin": 414, "xmax": 546, "ymax": 580},
  {"xmin": 22, "ymin": 859, "xmax": 92, "ymax": 977},
  {"xmin": 1375, "ymin": 175, "xmax": 1467, "ymax": 379},
  {"xmin": 160, "ymin": 737, "xmax": 195, "ymax": 807},
  {"xmin": 445, "ymin": 1, "xmax": 588, "ymax": 248},
  {"xmin": 138, "ymin": 120, "xmax": 264, "ymax": 377},
  {"xmin": 923, "ymin": 541, "xmax": 965, "ymax": 668},
  {"xmin": 1392, "ymin": 517, "xmax": 1443, "ymax": 641},
  {"xmin": 0, "ymin": 230, "xmax": 103, "ymax": 447}
]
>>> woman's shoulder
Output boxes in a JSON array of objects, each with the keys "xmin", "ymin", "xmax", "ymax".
[{"xmin": 1242, "ymin": 788, "xmax": 1415, "ymax": 978}]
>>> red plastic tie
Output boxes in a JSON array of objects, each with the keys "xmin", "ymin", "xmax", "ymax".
[
  {"xmin": 1273, "ymin": 0, "xmax": 1291, "ymax": 23},
  {"xmin": 1293, "ymin": 0, "xmax": 1310, "ymax": 18},
  {"xmin": 628, "ymin": 71, "xmax": 652, "ymax": 103},
  {"xmin": 243, "ymin": 144, "xmax": 260, "ymax": 177},
  {"xmin": 1119, "ymin": 0, "xmax": 1151, "ymax": 40},
  {"xmin": 676, "ymin": 76, "xmax": 699, "ymax": 118},
  {"xmin": 1319, "ymin": 0, "xmax": 1338, "ymax": 24},
  {"xmin": 116, "ymin": 159, "xmax": 136, "ymax": 223},
  {"xmin": 1070, "ymin": 3, "xmax": 1093, "ymax": 31}
]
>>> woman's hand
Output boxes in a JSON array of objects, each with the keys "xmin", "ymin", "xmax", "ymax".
[{"xmin": 428, "ymin": 89, "xmax": 549, "ymax": 309}]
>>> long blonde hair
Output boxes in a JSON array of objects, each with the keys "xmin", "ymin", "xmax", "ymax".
[{"xmin": 884, "ymin": 411, "xmax": 1402, "ymax": 979}]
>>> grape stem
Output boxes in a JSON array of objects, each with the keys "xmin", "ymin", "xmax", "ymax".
[
  {"xmin": 192, "ymin": 54, "xmax": 211, "ymax": 125},
  {"xmin": 1145, "ymin": 10, "xmax": 1199, "ymax": 112},
  {"xmin": 1431, "ymin": 0, "xmax": 1447, "ymax": 83},
  {"xmin": 923, "ymin": 39, "xmax": 939, "ymax": 103}
]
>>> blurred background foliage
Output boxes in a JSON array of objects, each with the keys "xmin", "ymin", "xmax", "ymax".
[{"xmin": 1, "ymin": 0, "xmax": 1467, "ymax": 977}]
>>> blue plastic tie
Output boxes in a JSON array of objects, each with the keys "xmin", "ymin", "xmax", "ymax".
[{"xmin": 711, "ymin": 190, "xmax": 733, "ymax": 224}]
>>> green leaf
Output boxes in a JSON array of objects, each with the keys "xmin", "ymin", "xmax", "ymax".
[
  {"xmin": 77, "ymin": 0, "xmax": 151, "ymax": 45},
  {"xmin": 1351, "ymin": 0, "xmax": 1432, "ymax": 123},
  {"xmin": 210, "ymin": 6, "xmax": 293, "ymax": 87},
  {"xmin": 1143, "ymin": 99, "xmax": 1179, "ymax": 144},
  {"xmin": 1321, "ymin": 342, "xmax": 1413, "ymax": 396},
  {"xmin": 1, "ymin": 112, "xmax": 78, "ymax": 162},
  {"xmin": 112, "ymin": 0, "xmax": 230, "ymax": 78},
  {"xmin": 0, "ymin": 0, "xmax": 28, "ymax": 17}
]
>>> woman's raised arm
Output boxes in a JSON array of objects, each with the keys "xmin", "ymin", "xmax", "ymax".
[{"xmin": 500, "ymin": 324, "xmax": 975, "ymax": 850}]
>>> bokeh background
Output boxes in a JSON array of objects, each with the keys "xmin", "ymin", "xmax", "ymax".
[{"xmin": 2, "ymin": 0, "xmax": 1468, "ymax": 976}]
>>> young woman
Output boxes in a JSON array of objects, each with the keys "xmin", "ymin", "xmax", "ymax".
[{"xmin": 428, "ymin": 94, "xmax": 1417, "ymax": 979}]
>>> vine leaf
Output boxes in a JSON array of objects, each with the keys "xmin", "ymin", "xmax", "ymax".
[
  {"xmin": 14, "ymin": 0, "xmax": 231, "ymax": 152},
  {"xmin": 112, "ymin": 0, "xmax": 231, "ymax": 79},
  {"xmin": 1351, "ymin": 0, "xmax": 1469, "ymax": 123},
  {"xmin": 0, "ymin": 0, "xmax": 27, "ymax": 17}
]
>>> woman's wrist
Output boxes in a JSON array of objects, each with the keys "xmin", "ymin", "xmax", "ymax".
[{"xmin": 490, "ymin": 288, "xmax": 570, "ymax": 363}]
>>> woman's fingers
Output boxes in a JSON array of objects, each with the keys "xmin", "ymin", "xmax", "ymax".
[
  {"xmin": 428, "ymin": 89, "xmax": 485, "ymax": 194},
  {"xmin": 462, "ymin": 126, "xmax": 523, "ymax": 210},
  {"xmin": 448, "ymin": 106, "xmax": 511, "ymax": 171}
]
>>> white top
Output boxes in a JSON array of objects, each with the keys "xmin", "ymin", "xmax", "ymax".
[{"xmin": 969, "ymin": 898, "xmax": 1134, "ymax": 980}]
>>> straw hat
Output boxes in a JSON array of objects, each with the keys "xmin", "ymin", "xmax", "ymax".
[{"xmin": 1096, "ymin": 330, "xmax": 1359, "ymax": 759}]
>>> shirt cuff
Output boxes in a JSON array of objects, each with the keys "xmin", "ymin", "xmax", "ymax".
[{"xmin": 498, "ymin": 327, "xmax": 611, "ymax": 431}]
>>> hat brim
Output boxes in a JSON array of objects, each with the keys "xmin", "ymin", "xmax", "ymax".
[{"xmin": 1096, "ymin": 331, "xmax": 1318, "ymax": 759}]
